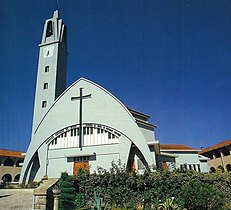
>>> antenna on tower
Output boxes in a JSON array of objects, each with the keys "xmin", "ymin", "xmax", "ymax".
[{"xmin": 55, "ymin": 0, "xmax": 59, "ymax": 11}]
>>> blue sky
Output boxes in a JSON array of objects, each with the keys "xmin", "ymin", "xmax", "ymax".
[{"xmin": 1, "ymin": 0, "xmax": 231, "ymax": 152}]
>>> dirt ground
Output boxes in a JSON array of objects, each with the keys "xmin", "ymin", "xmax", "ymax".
[{"xmin": 0, "ymin": 189, "xmax": 34, "ymax": 210}]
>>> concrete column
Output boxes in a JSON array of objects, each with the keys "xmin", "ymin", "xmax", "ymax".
[
  {"xmin": 52, "ymin": 188, "xmax": 61, "ymax": 210},
  {"xmin": 220, "ymin": 150, "xmax": 224, "ymax": 157}
]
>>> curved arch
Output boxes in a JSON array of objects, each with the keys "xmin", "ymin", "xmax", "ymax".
[
  {"xmin": 14, "ymin": 174, "xmax": 20, "ymax": 182},
  {"xmin": 47, "ymin": 123, "xmax": 121, "ymax": 150},
  {"xmin": 2, "ymin": 174, "xmax": 12, "ymax": 182},
  {"xmin": 217, "ymin": 165, "xmax": 224, "ymax": 172},
  {"xmin": 221, "ymin": 148, "xmax": 230, "ymax": 156},
  {"xmin": 4, "ymin": 158, "xmax": 14, "ymax": 166},
  {"xmin": 210, "ymin": 167, "xmax": 216, "ymax": 173},
  {"xmin": 16, "ymin": 159, "xmax": 23, "ymax": 167},
  {"xmin": 226, "ymin": 164, "xmax": 231, "ymax": 172}
]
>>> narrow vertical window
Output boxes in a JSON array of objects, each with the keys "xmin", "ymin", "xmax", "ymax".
[
  {"xmin": 97, "ymin": 128, "xmax": 100, "ymax": 134},
  {"xmin": 87, "ymin": 127, "xmax": 90, "ymax": 135},
  {"xmin": 42, "ymin": 101, "xmax": 47, "ymax": 108},
  {"xmin": 45, "ymin": 66, "xmax": 49, "ymax": 72},
  {"xmin": 43, "ymin": 83, "xmax": 48, "ymax": 89}
]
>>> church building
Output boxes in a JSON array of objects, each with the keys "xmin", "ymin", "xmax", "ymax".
[{"xmin": 20, "ymin": 11, "xmax": 157, "ymax": 183}]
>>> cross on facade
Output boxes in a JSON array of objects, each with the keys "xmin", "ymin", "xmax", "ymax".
[{"xmin": 71, "ymin": 88, "xmax": 91, "ymax": 150}]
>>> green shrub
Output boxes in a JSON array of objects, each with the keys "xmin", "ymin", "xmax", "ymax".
[
  {"xmin": 180, "ymin": 179, "xmax": 224, "ymax": 210},
  {"xmin": 58, "ymin": 162, "xmax": 231, "ymax": 210},
  {"xmin": 59, "ymin": 172, "xmax": 76, "ymax": 210}
]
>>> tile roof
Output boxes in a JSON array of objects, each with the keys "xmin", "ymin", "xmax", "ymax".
[
  {"xmin": 199, "ymin": 139, "xmax": 231, "ymax": 154},
  {"xmin": 0, "ymin": 149, "xmax": 24, "ymax": 158},
  {"xmin": 160, "ymin": 144, "xmax": 196, "ymax": 150}
]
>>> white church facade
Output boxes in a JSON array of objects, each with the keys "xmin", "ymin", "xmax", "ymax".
[{"xmin": 20, "ymin": 11, "xmax": 157, "ymax": 183}]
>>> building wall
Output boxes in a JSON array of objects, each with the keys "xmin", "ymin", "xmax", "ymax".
[
  {"xmin": 175, "ymin": 153, "xmax": 208, "ymax": 173},
  {"xmin": 0, "ymin": 157, "xmax": 23, "ymax": 182},
  {"xmin": 207, "ymin": 154, "xmax": 231, "ymax": 172},
  {"xmin": 201, "ymin": 144, "xmax": 231, "ymax": 172},
  {"xmin": 159, "ymin": 150, "xmax": 209, "ymax": 173},
  {"xmin": 139, "ymin": 126, "xmax": 155, "ymax": 143}
]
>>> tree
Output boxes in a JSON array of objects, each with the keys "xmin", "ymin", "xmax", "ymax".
[{"xmin": 59, "ymin": 172, "xmax": 76, "ymax": 210}]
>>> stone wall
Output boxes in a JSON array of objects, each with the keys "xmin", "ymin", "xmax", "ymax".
[{"xmin": 33, "ymin": 178, "xmax": 59, "ymax": 210}]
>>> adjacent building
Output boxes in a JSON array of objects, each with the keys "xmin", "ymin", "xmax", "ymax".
[
  {"xmin": 0, "ymin": 149, "xmax": 24, "ymax": 182},
  {"xmin": 199, "ymin": 140, "xmax": 231, "ymax": 172},
  {"xmin": 156, "ymin": 144, "xmax": 209, "ymax": 172}
]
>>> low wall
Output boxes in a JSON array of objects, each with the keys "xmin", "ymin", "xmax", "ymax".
[{"xmin": 33, "ymin": 178, "xmax": 59, "ymax": 210}]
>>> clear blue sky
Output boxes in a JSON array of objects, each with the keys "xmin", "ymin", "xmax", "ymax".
[{"xmin": 1, "ymin": 0, "xmax": 231, "ymax": 152}]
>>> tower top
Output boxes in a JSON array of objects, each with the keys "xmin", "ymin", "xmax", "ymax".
[
  {"xmin": 53, "ymin": 10, "xmax": 59, "ymax": 19},
  {"xmin": 39, "ymin": 10, "xmax": 67, "ymax": 48}
]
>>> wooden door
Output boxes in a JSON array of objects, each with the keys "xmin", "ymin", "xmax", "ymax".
[
  {"xmin": 162, "ymin": 161, "xmax": 167, "ymax": 171},
  {"xmin": 73, "ymin": 161, "xmax": 89, "ymax": 175}
]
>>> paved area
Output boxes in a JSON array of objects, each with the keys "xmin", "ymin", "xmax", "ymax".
[{"xmin": 0, "ymin": 189, "xmax": 34, "ymax": 210}]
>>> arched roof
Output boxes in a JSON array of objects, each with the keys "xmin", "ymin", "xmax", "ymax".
[{"xmin": 21, "ymin": 78, "xmax": 154, "ymax": 181}]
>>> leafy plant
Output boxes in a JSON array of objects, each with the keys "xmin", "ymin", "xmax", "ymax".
[
  {"xmin": 59, "ymin": 172, "xmax": 76, "ymax": 210},
  {"xmin": 58, "ymin": 162, "xmax": 231, "ymax": 210},
  {"xmin": 158, "ymin": 197, "xmax": 180, "ymax": 210},
  {"xmin": 180, "ymin": 179, "xmax": 224, "ymax": 210}
]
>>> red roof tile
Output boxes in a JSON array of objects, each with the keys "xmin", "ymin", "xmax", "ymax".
[
  {"xmin": 199, "ymin": 140, "xmax": 231, "ymax": 154},
  {"xmin": 160, "ymin": 144, "xmax": 196, "ymax": 150},
  {"xmin": 0, "ymin": 149, "xmax": 24, "ymax": 158}
]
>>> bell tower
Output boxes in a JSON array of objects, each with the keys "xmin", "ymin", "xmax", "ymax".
[{"xmin": 32, "ymin": 10, "xmax": 68, "ymax": 131}]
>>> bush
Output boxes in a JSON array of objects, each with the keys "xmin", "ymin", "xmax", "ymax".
[
  {"xmin": 58, "ymin": 162, "xmax": 231, "ymax": 210},
  {"xmin": 59, "ymin": 172, "xmax": 76, "ymax": 210},
  {"xmin": 180, "ymin": 179, "xmax": 224, "ymax": 210}
]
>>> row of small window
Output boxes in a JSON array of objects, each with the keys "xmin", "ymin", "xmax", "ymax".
[
  {"xmin": 50, "ymin": 127, "xmax": 118, "ymax": 145},
  {"xmin": 180, "ymin": 164, "xmax": 201, "ymax": 172},
  {"xmin": 43, "ymin": 66, "xmax": 49, "ymax": 89},
  {"xmin": 71, "ymin": 127, "xmax": 116, "ymax": 139},
  {"xmin": 71, "ymin": 127, "xmax": 93, "ymax": 136},
  {"xmin": 67, "ymin": 155, "xmax": 96, "ymax": 163},
  {"xmin": 41, "ymin": 66, "xmax": 50, "ymax": 108},
  {"xmin": 41, "ymin": 82, "xmax": 49, "ymax": 108},
  {"xmin": 73, "ymin": 156, "xmax": 90, "ymax": 162}
]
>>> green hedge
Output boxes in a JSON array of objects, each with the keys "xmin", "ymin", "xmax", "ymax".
[{"xmin": 58, "ymin": 162, "xmax": 231, "ymax": 210}]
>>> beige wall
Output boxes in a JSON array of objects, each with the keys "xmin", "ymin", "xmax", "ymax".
[
  {"xmin": 0, "ymin": 157, "xmax": 23, "ymax": 182},
  {"xmin": 206, "ymin": 146, "xmax": 231, "ymax": 172}
]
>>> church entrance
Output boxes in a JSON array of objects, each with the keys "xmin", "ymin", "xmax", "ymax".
[{"xmin": 73, "ymin": 161, "xmax": 89, "ymax": 175}]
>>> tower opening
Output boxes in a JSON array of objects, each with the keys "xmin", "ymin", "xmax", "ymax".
[{"xmin": 46, "ymin": 21, "xmax": 53, "ymax": 37}]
